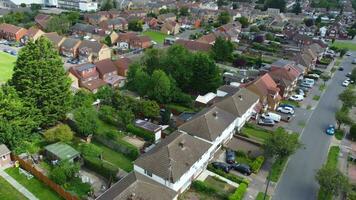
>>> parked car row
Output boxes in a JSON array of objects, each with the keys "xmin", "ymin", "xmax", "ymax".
[{"xmin": 211, "ymin": 149, "xmax": 252, "ymax": 176}]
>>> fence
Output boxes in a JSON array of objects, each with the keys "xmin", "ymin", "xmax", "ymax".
[{"xmin": 11, "ymin": 154, "xmax": 79, "ymax": 200}]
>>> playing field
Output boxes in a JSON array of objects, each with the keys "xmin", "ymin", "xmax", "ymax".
[
  {"xmin": 0, "ymin": 51, "xmax": 16, "ymax": 83},
  {"xmin": 331, "ymin": 41, "xmax": 356, "ymax": 51},
  {"xmin": 142, "ymin": 30, "xmax": 167, "ymax": 44}
]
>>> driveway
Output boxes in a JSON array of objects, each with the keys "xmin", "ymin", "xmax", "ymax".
[{"xmin": 273, "ymin": 54, "xmax": 355, "ymax": 200}]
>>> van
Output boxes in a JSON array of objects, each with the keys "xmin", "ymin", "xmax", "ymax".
[{"xmin": 261, "ymin": 112, "xmax": 281, "ymax": 122}]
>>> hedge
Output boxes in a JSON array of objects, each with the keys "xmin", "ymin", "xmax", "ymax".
[
  {"xmin": 251, "ymin": 156, "xmax": 265, "ymax": 173},
  {"xmin": 191, "ymin": 180, "xmax": 217, "ymax": 195},
  {"xmin": 126, "ymin": 124, "xmax": 155, "ymax": 142},
  {"xmin": 207, "ymin": 164, "xmax": 249, "ymax": 185},
  {"xmin": 228, "ymin": 183, "xmax": 248, "ymax": 200},
  {"xmin": 83, "ymin": 156, "xmax": 119, "ymax": 180},
  {"xmin": 94, "ymin": 135, "xmax": 139, "ymax": 160}
]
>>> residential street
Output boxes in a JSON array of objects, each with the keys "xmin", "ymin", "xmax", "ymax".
[{"xmin": 273, "ymin": 54, "xmax": 355, "ymax": 200}]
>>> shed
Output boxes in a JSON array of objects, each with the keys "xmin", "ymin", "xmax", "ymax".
[{"xmin": 44, "ymin": 142, "xmax": 80, "ymax": 162}]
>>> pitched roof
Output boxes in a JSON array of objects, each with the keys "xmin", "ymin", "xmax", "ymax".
[
  {"xmin": 81, "ymin": 79, "xmax": 107, "ymax": 91},
  {"xmin": 42, "ymin": 32, "xmax": 64, "ymax": 46},
  {"xmin": 271, "ymin": 59, "xmax": 295, "ymax": 68},
  {"xmin": 217, "ymin": 85, "xmax": 240, "ymax": 96},
  {"xmin": 179, "ymin": 106, "xmax": 235, "ymax": 142},
  {"xmin": 114, "ymin": 57, "xmax": 132, "ymax": 71},
  {"xmin": 44, "ymin": 142, "xmax": 79, "ymax": 161},
  {"xmin": 247, "ymin": 73, "xmax": 280, "ymax": 96},
  {"xmin": 0, "ymin": 144, "xmax": 10, "ymax": 156},
  {"xmin": 95, "ymin": 58, "xmax": 117, "ymax": 75},
  {"xmin": 78, "ymin": 40, "xmax": 106, "ymax": 54},
  {"xmin": 0, "ymin": 23, "xmax": 26, "ymax": 34},
  {"xmin": 35, "ymin": 14, "xmax": 52, "ymax": 29},
  {"xmin": 215, "ymin": 88, "xmax": 259, "ymax": 117},
  {"xmin": 24, "ymin": 27, "xmax": 44, "ymax": 38},
  {"xmin": 134, "ymin": 131, "xmax": 211, "ymax": 182},
  {"xmin": 71, "ymin": 23, "xmax": 96, "ymax": 33},
  {"xmin": 175, "ymin": 39, "xmax": 212, "ymax": 52},
  {"xmin": 97, "ymin": 172, "xmax": 177, "ymax": 200},
  {"xmin": 61, "ymin": 38, "xmax": 81, "ymax": 49}
]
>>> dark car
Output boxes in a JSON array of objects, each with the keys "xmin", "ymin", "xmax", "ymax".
[
  {"xmin": 212, "ymin": 162, "xmax": 231, "ymax": 173},
  {"xmin": 339, "ymin": 66, "xmax": 344, "ymax": 71},
  {"xmin": 226, "ymin": 149, "xmax": 235, "ymax": 164},
  {"xmin": 231, "ymin": 163, "xmax": 252, "ymax": 175},
  {"xmin": 258, "ymin": 118, "xmax": 275, "ymax": 126}
]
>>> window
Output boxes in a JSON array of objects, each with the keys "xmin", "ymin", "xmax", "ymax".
[
  {"xmin": 144, "ymin": 170, "xmax": 152, "ymax": 177},
  {"xmin": 2, "ymin": 155, "xmax": 6, "ymax": 160}
]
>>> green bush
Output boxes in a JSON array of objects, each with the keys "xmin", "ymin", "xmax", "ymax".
[
  {"xmin": 83, "ymin": 156, "xmax": 118, "ymax": 180},
  {"xmin": 94, "ymin": 135, "xmax": 140, "ymax": 160},
  {"xmin": 191, "ymin": 180, "xmax": 217, "ymax": 195},
  {"xmin": 98, "ymin": 105, "xmax": 118, "ymax": 126},
  {"xmin": 256, "ymin": 192, "xmax": 270, "ymax": 200},
  {"xmin": 251, "ymin": 156, "xmax": 265, "ymax": 173},
  {"xmin": 207, "ymin": 164, "xmax": 249, "ymax": 185},
  {"xmin": 115, "ymin": 138, "xmax": 140, "ymax": 160},
  {"xmin": 228, "ymin": 183, "xmax": 248, "ymax": 200},
  {"xmin": 78, "ymin": 143, "xmax": 103, "ymax": 158},
  {"xmin": 126, "ymin": 124, "xmax": 155, "ymax": 142}
]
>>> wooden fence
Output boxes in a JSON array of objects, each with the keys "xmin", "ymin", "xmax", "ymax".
[{"xmin": 11, "ymin": 154, "xmax": 79, "ymax": 200}]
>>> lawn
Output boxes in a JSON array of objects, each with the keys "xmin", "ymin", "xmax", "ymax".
[
  {"xmin": 241, "ymin": 123, "xmax": 272, "ymax": 143},
  {"xmin": 280, "ymin": 100, "xmax": 300, "ymax": 107},
  {"xmin": 313, "ymin": 95, "xmax": 320, "ymax": 101},
  {"xmin": 0, "ymin": 176, "xmax": 27, "ymax": 200},
  {"xmin": 5, "ymin": 167, "xmax": 62, "ymax": 200},
  {"xmin": 335, "ymin": 129, "xmax": 345, "ymax": 140},
  {"xmin": 256, "ymin": 192, "xmax": 270, "ymax": 200},
  {"xmin": 0, "ymin": 51, "xmax": 16, "ymax": 83},
  {"xmin": 142, "ymin": 30, "xmax": 167, "ymax": 44},
  {"xmin": 92, "ymin": 141, "xmax": 133, "ymax": 172},
  {"xmin": 268, "ymin": 157, "xmax": 288, "ymax": 182},
  {"xmin": 331, "ymin": 41, "xmax": 356, "ymax": 51}
]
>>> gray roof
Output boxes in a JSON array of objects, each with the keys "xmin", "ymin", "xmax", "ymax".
[
  {"xmin": 0, "ymin": 144, "xmax": 10, "ymax": 156},
  {"xmin": 134, "ymin": 131, "xmax": 211, "ymax": 182},
  {"xmin": 96, "ymin": 172, "xmax": 177, "ymax": 200},
  {"xmin": 71, "ymin": 23, "xmax": 96, "ymax": 33},
  {"xmin": 79, "ymin": 40, "xmax": 104, "ymax": 54},
  {"xmin": 271, "ymin": 59, "xmax": 295, "ymax": 68},
  {"xmin": 61, "ymin": 38, "xmax": 81, "ymax": 49},
  {"xmin": 217, "ymin": 85, "xmax": 240, "ymax": 96},
  {"xmin": 134, "ymin": 119, "xmax": 161, "ymax": 133},
  {"xmin": 179, "ymin": 106, "xmax": 236, "ymax": 142},
  {"xmin": 76, "ymin": 63, "xmax": 96, "ymax": 72},
  {"xmin": 215, "ymin": 88, "xmax": 259, "ymax": 118}
]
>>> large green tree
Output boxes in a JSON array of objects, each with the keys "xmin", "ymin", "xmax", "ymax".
[
  {"xmin": 46, "ymin": 15, "xmax": 70, "ymax": 35},
  {"xmin": 316, "ymin": 166, "xmax": 349, "ymax": 197},
  {"xmin": 339, "ymin": 86, "xmax": 356, "ymax": 108},
  {"xmin": 265, "ymin": 0, "xmax": 286, "ymax": 12},
  {"xmin": 148, "ymin": 70, "xmax": 172, "ymax": 103},
  {"xmin": 73, "ymin": 106, "xmax": 98, "ymax": 137},
  {"xmin": 335, "ymin": 109, "xmax": 353, "ymax": 129},
  {"xmin": 217, "ymin": 11, "xmax": 231, "ymax": 25},
  {"xmin": 264, "ymin": 128, "xmax": 301, "ymax": 159},
  {"xmin": 211, "ymin": 37, "xmax": 234, "ymax": 62}
]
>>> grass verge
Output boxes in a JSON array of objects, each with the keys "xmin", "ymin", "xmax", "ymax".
[
  {"xmin": 331, "ymin": 41, "xmax": 356, "ymax": 51},
  {"xmin": 268, "ymin": 157, "xmax": 288, "ymax": 182},
  {"xmin": 334, "ymin": 129, "xmax": 344, "ymax": 140},
  {"xmin": 240, "ymin": 124, "xmax": 272, "ymax": 143},
  {"xmin": 313, "ymin": 95, "xmax": 320, "ymax": 101},
  {"xmin": 256, "ymin": 192, "xmax": 270, "ymax": 200}
]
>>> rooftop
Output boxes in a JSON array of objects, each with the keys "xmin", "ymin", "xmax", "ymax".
[{"xmin": 44, "ymin": 142, "xmax": 79, "ymax": 161}]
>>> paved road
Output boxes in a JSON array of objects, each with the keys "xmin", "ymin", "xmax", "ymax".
[{"xmin": 273, "ymin": 54, "xmax": 355, "ymax": 200}]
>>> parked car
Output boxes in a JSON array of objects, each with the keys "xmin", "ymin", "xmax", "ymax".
[
  {"xmin": 258, "ymin": 118, "xmax": 275, "ymax": 126},
  {"xmin": 296, "ymin": 89, "xmax": 305, "ymax": 96},
  {"xmin": 261, "ymin": 112, "xmax": 281, "ymax": 122},
  {"xmin": 212, "ymin": 162, "xmax": 231, "ymax": 173},
  {"xmin": 297, "ymin": 86, "xmax": 310, "ymax": 92},
  {"xmin": 299, "ymin": 82, "xmax": 313, "ymax": 88},
  {"xmin": 303, "ymin": 78, "xmax": 315, "ymax": 86},
  {"xmin": 339, "ymin": 66, "xmax": 344, "ymax": 71},
  {"xmin": 308, "ymin": 74, "xmax": 320, "ymax": 79},
  {"xmin": 346, "ymin": 72, "xmax": 351, "ymax": 77},
  {"xmin": 352, "ymin": 59, "xmax": 356, "ymax": 64},
  {"xmin": 231, "ymin": 163, "xmax": 252, "ymax": 175},
  {"xmin": 10, "ymin": 50, "xmax": 17, "ymax": 56},
  {"xmin": 289, "ymin": 94, "xmax": 304, "ymax": 101},
  {"xmin": 346, "ymin": 52, "xmax": 352, "ymax": 56},
  {"xmin": 279, "ymin": 104, "xmax": 295, "ymax": 110},
  {"xmin": 342, "ymin": 80, "xmax": 350, "ymax": 87},
  {"xmin": 325, "ymin": 125, "xmax": 335, "ymax": 135},
  {"xmin": 277, "ymin": 106, "xmax": 295, "ymax": 115},
  {"xmin": 226, "ymin": 149, "xmax": 235, "ymax": 164}
]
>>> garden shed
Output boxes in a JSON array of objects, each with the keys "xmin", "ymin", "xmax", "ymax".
[{"xmin": 44, "ymin": 142, "xmax": 80, "ymax": 162}]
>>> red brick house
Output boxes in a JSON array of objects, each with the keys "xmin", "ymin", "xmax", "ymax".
[
  {"xmin": 175, "ymin": 39, "xmax": 212, "ymax": 52},
  {"xmin": 268, "ymin": 67, "xmax": 299, "ymax": 98},
  {"xmin": 130, "ymin": 35, "xmax": 151, "ymax": 49},
  {"xmin": 114, "ymin": 57, "xmax": 132, "ymax": 77},
  {"xmin": 35, "ymin": 14, "xmax": 52, "ymax": 30},
  {"xmin": 0, "ymin": 23, "xmax": 27, "ymax": 41},
  {"xmin": 0, "ymin": 144, "xmax": 11, "ymax": 167},
  {"xmin": 20, "ymin": 27, "xmax": 45, "ymax": 44},
  {"xmin": 95, "ymin": 59, "xmax": 126, "ymax": 87},
  {"xmin": 69, "ymin": 63, "xmax": 107, "ymax": 93}
]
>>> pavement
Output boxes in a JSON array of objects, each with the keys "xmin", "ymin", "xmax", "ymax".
[
  {"xmin": 0, "ymin": 167, "xmax": 39, "ymax": 200},
  {"xmin": 272, "ymin": 53, "xmax": 356, "ymax": 200}
]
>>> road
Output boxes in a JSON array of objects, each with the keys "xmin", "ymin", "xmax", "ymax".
[{"xmin": 273, "ymin": 54, "xmax": 355, "ymax": 200}]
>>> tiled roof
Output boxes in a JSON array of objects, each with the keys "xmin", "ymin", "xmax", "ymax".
[
  {"xmin": 175, "ymin": 39, "xmax": 212, "ymax": 52},
  {"xmin": 0, "ymin": 23, "xmax": 25, "ymax": 34},
  {"xmin": 95, "ymin": 59, "xmax": 117, "ymax": 75}
]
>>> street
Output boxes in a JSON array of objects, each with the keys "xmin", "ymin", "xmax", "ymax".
[{"xmin": 273, "ymin": 54, "xmax": 355, "ymax": 200}]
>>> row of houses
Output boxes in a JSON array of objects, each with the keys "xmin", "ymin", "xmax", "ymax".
[{"xmin": 97, "ymin": 87, "xmax": 260, "ymax": 200}]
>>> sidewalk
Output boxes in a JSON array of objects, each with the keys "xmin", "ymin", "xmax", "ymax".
[{"xmin": 0, "ymin": 168, "xmax": 39, "ymax": 200}]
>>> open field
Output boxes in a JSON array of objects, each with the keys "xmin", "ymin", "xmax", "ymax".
[
  {"xmin": 331, "ymin": 41, "xmax": 356, "ymax": 51},
  {"xmin": 0, "ymin": 52, "xmax": 16, "ymax": 83},
  {"xmin": 142, "ymin": 31, "xmax": 167, "ymax": 44}
]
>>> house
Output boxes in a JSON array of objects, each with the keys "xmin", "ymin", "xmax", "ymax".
[
  {"xmin": 95, "ymin": 59, "xmax": 126, "ymax": 87},
  {"xmin": 197, "ymin": 31, "xmax": 230, "ymax": 44},
  {"xmin": 115, "ymin": 32, "xmax": 136, "ymax": 49},
  {"xmin": 44, "ymin": 142, "xmax": 80, "ymax": 163},
  {"xmin": 71, "ymin": 23, "xmax": 97, "ymax": 36},
  {"xmin": 216, "ymin": 85, "xmax": 241, "ymax": 97},
  {"xmin": 157, "ymin": 13, "xmax": 176, "ymax": 23},
  {"xmin": 268, "ymin": 66, "xmax": 300, "ymax": 98},
  {"xmin": 134, "ymin": 119, "xmax": 162, "ymax": 143},
  {"xmin": 85, "ymin": 13, "xmax": 108, "ymax": 25},
  {"xmin": 0, "ymin": 144, "xmax": 11, "ymax": 167},
  {"xmin": 216, "ymin": 22, "xmax": 241, "ymax": 43},
  {"xmin": 96, "ymin": 171, "xmax": 178, "ymax": 200},
  {"xmin": 60, "ymin": 38, "xmax": 82, "ymax": 58},
  {"xmin": 293, "ymin": 52, "xmax": 314, "ymax": 70},
  {"xmin": 134, "ymin": 131, "xmax": 212, "ymax": 193},
  {"xmin": 130, "ymin": 35, "xmax": 151, "ymax": 49},
  {"xmin": 0, "ymin": 23, "xmax": 27, "ymax": 41},
  {"xmin": 35, "ymin": 14, "xmax": 52, "ymax": 30},
  {"xmin": 69, "ymin": 63, "xmax": 107, "ymax": 93},
  {"xmin": 99, "ymin": 17, "xmax": 128, "ymax": 31},
  {"xmin": 20, "ymin": 27, "xmax": 45, "ymax": 44},
  {"xmin": 78, "ymin": 40, "xmax": 111, "ymax": 62},
  {"xmin": 42, "ymin": 32, "xmax": 65, "ymax": 49},
  {"xmin": 293, "ymin": 34, "xmax": 313, "ymax": 47},
  {"xmin": 114, "ymin": 57, "xmax": 132, "ymax": 76},
  {"xmin": 175, "ymin": 39, "xmax": 212, "ymax": 52},
  {"xmin": 245, "ymin": 73, "xmax": 281, "ymax": 111},
  {"xmin": 195, "ymin": 92, "xmax": 217, "ymax": 107},
  {"xmin": 161, "ymin": 20, "xmax": 180, "ymax": 35}
]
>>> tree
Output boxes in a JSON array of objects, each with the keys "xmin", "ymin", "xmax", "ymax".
[
  {"xmin": 117, "ymin": 109, "xmax": 135, "ymax": 129},
  {"xmin": 304, "ymin": 18, "xmax": 314, "ymax": 27},
  {"xmin": 350, "ymin": 68, "xmax": 356, "ymax": 83},
  {"xmin": 126, "ymin": 63, "xmax": 150, "ymax": 96},
  {"xmin": 339, "ymin": 87, "xmax": 356, "ymax": 108},
  {"xmin": 101, "ymin": 0, "xmax": 114, "ymax": 11},
  {"xmin": 264, "ymin": 0, "xmax": 286, "ymax": 12},
  {"xmin": 250, "ymin": 25, "xmax": 260, "ymax": 32},
  {"xmin": 79, "ymin": 143, "xmax": 103, "ymax": 158},
  {"xmin": 44, "ymin": 124, "xmax": 73, "ymax": 143},
  {"xmin": 237, "ymin": 16, "xmax": 249, "ymax": 28},
  {"xmin": 211, "ymin": 37, "xmax": 234, "ymax": 62},
  {"xmin": 179, "ymin": 7, "xmax": 189, "ymax": 16},
  {"xmin": 10, "ymin": 38, "xmax": 72, "ymax": 127},
  {"xmin": 148, "ymin": 70, "xmax": 172, "ymax": 103},
  {"xmin": 95, "ymin": 86, "xmax": 114, "ymax": 105},
  {"xmin": 335, "ymin": 109, "xmax": 352, "ymax": 129},
  {"xmin": 103, "ymin": 35, "xmax": 112, "ymax": 46},
  {"xmin": 45, "ymin": 15, "xmax": 70, "ymax": 35},
  {"xmin": 316, "ymin": 166, "xmax": 349, "ymax": 197},
  {"xmin": 74, "ymin": 106, "xmax": 98, "ymax": 137},
  {"xmin": 191, "ymin": 53, "xmax": 221, "ymax": 94},
  {"xmin": 50, "ymin": 160, "xmax": 80, "ymax": 185},
  {"xmin": 20, "ymin": 3, "xmax": 26, "ymax": 7},
  {"xmin": 143, "ymin": 48, "xmax": 162, "ymax": 74},
  {"xmin": 292, "ymin": 1, "xmax": 302, "ymax": 15},
  {"xmin": 140, "ymin": 100, "xmax": 160, "ymax": 118},
  {"xmin": 265, "ymin": 32, "xmax": 274, "ymax": 41},
  {"xmin": 340, "ymin": 48, "xmax": 348, "ymax": 57},
  {"xmin": 128, "ymin": 19, "xmax": 143, "ymax": 32},
  {"xmin": 264, "ymin": 128, "xmax": 301, "ymax": 159},
  {"xmin": 65, "ymin": 11, "xmax": 80, "ymax": 25},
  {"xmin": 217, "ymin": 11, "xmax": 231, "ymax": 25},
  {"xmin": 161, "ymin": 109, "xmax": 172, "ymax": 125},
  {"xmin": 72, "ymin": 90, "xmax": 94, "ymax": 108},
  {"xmin": 320, "ymin": 73, "xmax": 331, "ymax": 85}
]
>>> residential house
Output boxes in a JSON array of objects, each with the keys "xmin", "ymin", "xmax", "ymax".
[
  {"xmin": 134, "ymin": 119, "xmax": 162, "ymax": 143},
  {"xmin": 161, "ymin": 20, "xmax": 180, "ymax": 35},
  {"xmin": 293, "ymin": 33, "xmax": 313, "ymax": 47},
  {"xmin": 71, "ymin": 23, "xmax": 97, "ymax": 37},
  {"xmin": 293, "ymin": 52, "xmax": 314, "ymax": 70},
  {"xmin": 268, "ymin": 65, "xmax": 300, "ymax": 98},
  {"xmin": 78, "ymin": 40, "xmax": 111, "ymax": 62},
  {"xmin": 42, "ymin": 32, "xmax": 65, "ymax": 49},
  {"xmin": 197, "ymin": 31, "xmax": 230, "ymax": 44},
  {"xmin": 130, "ymin": 35, "xmax": 151, "ymax": 49},
  {"xmin": 216, "ymin": 22, "xmax": 242, "ymax": 43},
  {"xmin": 20, "ymin": 27, "xmax": 44, "ymax": 44},
  {"xmin": 0, "ymin": 144, "xmax": 11, "ymax": 167},
  {"xmin": 157, "ymin": 13, "xmax": 177, "ymax": 23},
  {"xmin": 96, "ymin": 171, "xmax": 178, "ymax": 200},
  {"xmin": 60, "ymin": 38, "xmax": 82, "ymax": 58},
  {"xmin": 99, "ymin": 17, "xmax": 128, "ymax": 31},
  {"xmin": 245, "ymin": 73, "xmax": 281, "ymax": 111},
  {"xmin": 85, "ymin": 13, "xmax": 108, "ymax": 25},
  {"xmin": 0, "ymin": 23, "xmax": 27, "ymax": 41},
  {"xmin": 35, "ymin": 14, "xmax": 52, "ymax": 30},
  {"xmin": 134, "ymin": 131, "xmax": 212, "ymax": 193},
  {"xmin": 326, "ymin": 22, "xmax": 349, "ymax": 40},
  {"xmin": 175, "ymin": 39, "xmax": 212, "ymax": 52},
  {"xmin": 95, "ymin": 59, "xmax": 126, "ymax": 87},
  {"xmin": 114, "ymin": 32, "xmax": 136, "ymax": 49},
  {"xmin": 114, "ymin": 57, "xmax": 132, "ymax": 76},
  {"xmin": 69, "ymin": 63, "xmax": 107, "ymax": 93}
]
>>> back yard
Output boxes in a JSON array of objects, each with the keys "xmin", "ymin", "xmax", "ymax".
[
  {"xmin": 0, "ymin": 52, "xmax": 16, "ymax": 83},
  {"xmin": 0, "ymin": 176, "xmax": 27, "ymax": 200}
]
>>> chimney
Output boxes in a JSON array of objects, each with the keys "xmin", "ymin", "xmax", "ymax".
[
  {"xmin": 179, "ymin": 140, "xmax": 185, "ymax": 150},
  {"xmin": 238, "ymin": 95, "xmax": 243, "ymax": 101},
  {"xmin": 213, "ymin": 111, "xmax": 218, "ymax": 119}
]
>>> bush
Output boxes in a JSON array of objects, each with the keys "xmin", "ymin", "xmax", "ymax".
[
  {"xmin": 251, "ymin": 156, "xmax": 265, "ymax": 173},
  {"xmin": 350, "ymin": 124, "xmax": 356, "ymax": 141},
  {"xmin": 98, "ymin": 105, "xmax": 118, "ymax": 126},
  {"xmin": 191, "ymin": 180, "xmax": 217, "ymax": 195},
  {"xmin": 126, "ymin": 124, "xmax": 155, "ymax": 142},
  {"xmin": 83, "ymin": 156, "xmax": 118, "ymax": 180},
  {"xmin": 228, "ymin": 183, "xmax": 248, "ymax": 200},
  {"xmin": 78, "ymin": 143, "xmax": 103, "ymax": 158},
  {"xmin": 94, "ymin": 135, "xmax": 139, "ymax": 160},
  {"xmin": 44, "ymin": 124, "xmax": 73, "ymax": 143},
  {"xmin": 207, "ymin": 164, "xmax": 249, "ymax": 185}
]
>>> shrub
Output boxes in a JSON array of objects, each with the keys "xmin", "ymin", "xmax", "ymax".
[
  {"xmin": 350, "ymin": 124, "xmax": 356, "ymax": 141},
  {"xmin": 78, "ymin": 143, "xmax": 103, "ymax": 158},
  {"xmin": 98, "ymin": 105, "xmax": 118, "ymax": 126},
  {"xmin": 44, "ymin": 124, "xmax": 74, "ymax": 143},
  {"xmin": 207, "ymin": 164, "xmax": 249, "ymax": 185},
  {"xmin": 49, "ymin": 160, "xmax": 80, "ymax": 185},
  {"xmin": 228, "ymin": 183, "xmax": 248, "ymax": 200},
  {"xmin": 126, "ymin": 124, "xmax": 155, "ymax": 142},
  {"xmin": 83, "ymin": 156, "xmax": 118, "ymax": 180},
  {"xmin": 191, "ymin": 180, "xmax": 217, "ymax": 195},
  {"xmin": 251, "ymin": 156, "xmax": 265, "ymax": 173}
]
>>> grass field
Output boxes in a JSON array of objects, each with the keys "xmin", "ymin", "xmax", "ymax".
[
  {"xmin": 0, "ymin": 176, "xmax": 27, "ymax": 200},
  {"xmin": 331, "ymin": 41, "xmax": 356, "ymax": 51},
  {"xmin": 0, "ymin": 52, "xmax": 16, "ymax": 83},
  {"xmin": 142, "ymin": 30, "xmax": 167, "ymax": 44},
  {"xmin": 5, "ymin": 167, "xmax": 62, "ymax": 200},
  {"xmin": 241, "ymin": 126, "xmax": 272, "ymax": 143}
]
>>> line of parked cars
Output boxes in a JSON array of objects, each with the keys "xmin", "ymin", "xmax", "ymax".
[
  {"xmin": 211, "ymin": 150, "xmax": 252, "ymax": 176},
  {"xmin": 2, "ymin": 49, "xmax": 17, "ymax": 56}
]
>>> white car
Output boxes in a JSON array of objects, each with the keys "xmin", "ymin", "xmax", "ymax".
[
  {"xmin": 276, "ymin": 106, "xmax": 295, "ymax": 115},
  {"xmin": 342, "ymin": 80, "xmax": 350, "ymax": 87},
  {"xmin": 289, "ymin": 94, "xmax": 304, "ymax": 101},
  {"xmin": 308, "ymin": 74, "xmax": 320, "ymax": 78},
  {"xmin": 346, "ymin": 52, "xmax": 352, "ymax": 56}
]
